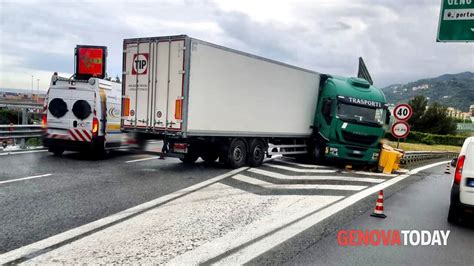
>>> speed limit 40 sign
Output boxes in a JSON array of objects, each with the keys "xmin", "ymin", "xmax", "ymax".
[{"xmin": 393, "ymin": 103, "xmax": 413, "ymax": 121}]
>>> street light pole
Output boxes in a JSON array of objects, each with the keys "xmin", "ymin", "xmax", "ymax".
[
  {"xmin": 36, "ymin": 79, "xmax": 40, "ymax": 101},
  {"xmin": 31, "ymin": 75, "xmax": 34, "ymax": 101}
]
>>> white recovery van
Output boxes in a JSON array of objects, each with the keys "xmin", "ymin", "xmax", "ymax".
[{"xmin": 42, "ymin": 73, "xmax": 123, "ymax": 155}]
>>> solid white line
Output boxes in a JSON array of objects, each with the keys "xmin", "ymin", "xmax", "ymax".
[
  {"xmin": 0, "ymin": 167, "xmax": 248, "ymax": 264},
  {"xmin": 265, "ymin": 164, "xmax": 336, "ymax": 173},
  {"xmin": 232, "ymin": 174, "xmax": 367, "ymax": 191},
  {"xmin": 125, "ymin": 156, "xmax": 160, "ymax": 163},
  {"xmin": 0, "ymin": 149, "xmax": 47, "ymax": 156},
  {"xmin": 273, "ymin": 158, "xmax": 331, "ymax": 169},
  {"xmin": 214, "ymin": 160, "xmax": 450, "ymax": 264},
  {"xmin": 0, "ymin": 174, "xmax": 53, "ymax": 185},
  {"xmin": 248, "ymin": 168, "xmax": 385, "ymax": 183}
]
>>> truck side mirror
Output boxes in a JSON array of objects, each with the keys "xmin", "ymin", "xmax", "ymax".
[{"xmin": 385, "ymin": 110, "xmax": 391, "ymax": 125}]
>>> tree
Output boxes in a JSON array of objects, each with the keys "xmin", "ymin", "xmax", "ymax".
[
  {"xmin": 420, "ymin": 102, "xmax": 457, "ymax": 135},
  {"xmin": 408, "ymin": 95, "xmax": 428, "ymax": 131},
  {"xmin": 115, "ymin": 75, "xmax": 121, "ymax": 83},
  {"xmin": 407, "ymin": 95, "xmax": 457, "ymax": 135}
]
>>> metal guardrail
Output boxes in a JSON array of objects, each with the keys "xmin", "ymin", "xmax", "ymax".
[
  {"xmin": 400, "ymin": 151, "xmax": 458, "ymax": 165},
  {"xmin": 0, "ymin": 125, "xmax": 43, "ymax": 140}
]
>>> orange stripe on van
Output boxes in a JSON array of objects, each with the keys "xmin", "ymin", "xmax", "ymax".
[{"xmin": 175, "ymin": 99, "xmax": 182, "ymax": 120}]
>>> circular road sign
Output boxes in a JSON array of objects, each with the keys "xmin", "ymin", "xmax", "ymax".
[
  {"xmin": 393, "ymin": 103, "xmax": 413, "ymax": 121},
  {"xmin": 391, "ymin": 121, "xmax": 410, "ymax": 139}
]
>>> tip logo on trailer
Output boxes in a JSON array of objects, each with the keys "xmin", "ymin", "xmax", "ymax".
[{"xmin": 132, "ymin": 53, "xmax": 149, "ymax": 75}]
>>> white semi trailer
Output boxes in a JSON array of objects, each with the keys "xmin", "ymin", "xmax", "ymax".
[{"xmin": 121, "ymin": 35, "xmax": 390, "ymax": 168}]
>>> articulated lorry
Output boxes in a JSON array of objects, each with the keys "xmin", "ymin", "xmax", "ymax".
[{"xmin": 121, "ymin": 35, "xmax": 390, "ymax": 168}]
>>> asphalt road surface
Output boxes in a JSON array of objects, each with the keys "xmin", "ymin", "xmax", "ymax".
[
  {"xmin": 285, "ymin": 163, "xmax": 474, "ymax": 265},
  {"xmin": 0, "ymin": 149, "xmax": 227, "ymax": 253},
  {"xmin": 0, "ymin": 148, "xmax": 457, "ymax": 264}
]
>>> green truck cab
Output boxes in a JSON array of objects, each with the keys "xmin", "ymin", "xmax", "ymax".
[{"xmin": 313, "ymin": 75, "xmax": 390, "ymax": 165}]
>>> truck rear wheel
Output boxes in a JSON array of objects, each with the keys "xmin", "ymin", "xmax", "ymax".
[
  {"xmin": 180, "ymin": 149, "xmax": 199, "ymax": 164},
  {"xmin": 201, "ymin": 150, "xmax": 219, "ymax": 164},
  {"xmin": 224, "ymin": 138, "xmax": 247, "ymax": 168},
  {"xmin": 248, "ymin": 139, "xmax": 265, "ymax": 167}
]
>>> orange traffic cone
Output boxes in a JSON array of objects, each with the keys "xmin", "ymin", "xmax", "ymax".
[
  {"xmin": 370, "ymin": 190, "xmax": 387, "ymax": 218},
  {"xmin": 444, "ymin": 163, "xmax": 451, "ymax": 174}
]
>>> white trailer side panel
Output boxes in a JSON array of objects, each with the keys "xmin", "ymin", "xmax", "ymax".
[{"xmin": 186, "ymin": 40, "xmax": 320, "ymax": 137}]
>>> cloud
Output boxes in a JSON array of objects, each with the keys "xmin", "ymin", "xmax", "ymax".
[{"xmin": 0, "ymin": 0, "xmax": 473, "ymax": 91}]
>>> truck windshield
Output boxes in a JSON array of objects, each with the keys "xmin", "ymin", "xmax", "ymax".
[{"xmin": 337, "ymin": 102, "xmax": 385, "ymax": 127}]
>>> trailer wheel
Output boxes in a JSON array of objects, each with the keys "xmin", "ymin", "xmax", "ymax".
[
  {"xmin": 201, "ymin": 150, "xmax": 218, "ymax": 164},
  {"xmin": 248, "ymin": 139, "xmax": 265, "ymax": 167},
  {"xmin": 180, "ymin": 153, "xmax": 199, "ymax": 164},
  {"xmin": 225, "ymin": 138, "xmax": 247, "ymax": 168}
]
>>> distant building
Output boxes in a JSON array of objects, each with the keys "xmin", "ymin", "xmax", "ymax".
[{"xmin": 447, "ymin": 107, "xmax": 471, "ymax": 121}]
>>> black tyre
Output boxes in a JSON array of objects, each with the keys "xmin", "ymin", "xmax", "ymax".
[
  {"xmin": 447, "ymin": 204, "xmax": 459, "ymax": 224},
  {"xmin": 201, "ymin": 150, "xmax": 219, "ymax": 164},
  {"xmin": 52, "ymin": 148, "xmax": 64, "ymax": 156},
  {"xmin": 225, "ymin": 139, "xmax": 247, "ymax": 169},
  {"xmin": 248, "ymin": 139, "xmax": 266, "ymax": 167},
  {"xmin": 180, "ymin": 153, "xmax": 199, "ymax": 164},
  {"xmin": 310, "ymin": 142, "xmax": 325, "ymax": 165}
]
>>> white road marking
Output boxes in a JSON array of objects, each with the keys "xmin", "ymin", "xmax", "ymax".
[
  {"xmin": 249, "ymin": 168, "xmax": 385, "ymax": 183},
  {"xmin": 204, "ymin": 160, "xmax": 449, "ymax": 264},
  {"xmin": 232, "ymin": 174, "xmax": 367, "ymax": 191},
  {"xmin": 0, "ymin": 174, "xmax": 53, "ymax": 185},
  {"xmin": 273, "ymin": 158, "xmax": 331, "ymax": 169},
  {"xmin": 0, "ymin": 149, "xmax": 47, "ymax": 156},
  {"xmin": 265, "ymin": 164, "xmax": 336, "ymax": 173},
  {"xmin": 0, "ymin": 167, "xmax": 248, "ymax": 265},
  {"xmin": 125, "ymin": 156, "xmax": 160, "ymax": 163}
]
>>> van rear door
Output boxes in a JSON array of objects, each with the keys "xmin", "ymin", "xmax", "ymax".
[
  {"xmin": 68, "ymin": 87, "xmax": 95, "ymax": 142},
  {"xmin": 46, "ymin": 84, "xmax": 94, "ymax": 142},
  {"xmin": 123, "ymin": 37, "xmax": 186, "ymax": 132}
]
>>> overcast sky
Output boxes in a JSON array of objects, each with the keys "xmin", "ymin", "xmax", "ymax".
[{"xmin": 1, "ymin": 0, "xmax": 473, "ymax": 91}]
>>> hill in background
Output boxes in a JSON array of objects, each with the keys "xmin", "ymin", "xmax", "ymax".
[{"xmin": 382, "ymin": 72, "xmax": 474, "ymax": 111}]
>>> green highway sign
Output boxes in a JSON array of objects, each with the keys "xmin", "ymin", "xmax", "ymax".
[{"xmin": 437, "ymin": 0, "xmax": 474, "ymax": 42}]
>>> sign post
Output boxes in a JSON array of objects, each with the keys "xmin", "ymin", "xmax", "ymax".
[
  {"xmin": 392, "ymin": 104, "xmax": 413, "ymax": 148},
  {"xmin": 437, "ymin": 0, "xmax": 474, "ymax": 42}
]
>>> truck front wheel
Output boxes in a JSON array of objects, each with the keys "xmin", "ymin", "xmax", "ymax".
[
  {"xmin": 310, "ymin": 143, "xmax": 325, "ymax": 165},
  {"xmin": 225, "ymin": 138, "xmax": 247, "ymax": 169}
]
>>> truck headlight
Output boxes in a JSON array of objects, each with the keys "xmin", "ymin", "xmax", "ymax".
[{"xmin": 329, "ymin": 147, "xmax": 338, "ymax": 156}]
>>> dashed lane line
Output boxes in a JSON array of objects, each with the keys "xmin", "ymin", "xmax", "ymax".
[
  {"xmin": 0, "ymin": 174, "xmax": 53, "ymax": 185},
  {"xmin": 125, "ymin": 156, "xmax": 161, "ymax": 163},
  {"xmin": 232, "ymin": 174, "xmax": 368, "ymax": 191},
  {"xmin": 248, "ymin": 168, "xmax": 385, "ymax": 183}
]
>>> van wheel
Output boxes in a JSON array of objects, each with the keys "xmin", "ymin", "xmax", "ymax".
[
  {"xmin": 180, "ymin": 153, "xmax": 199, "ymax": 164},
  {"xmin": 225, "ymin": 139, "xmax": 247, "ymax": 169},
  {"xmin": 447, "ymin": 204, "xmax": 459, "ymax": 224},
  {"xmin": 248, "ymin": 139, "xmax": 265, "ymax": 167},
  {"xmin": 52, "ymin": 148, "xmax": 64, "ymax": 156}
]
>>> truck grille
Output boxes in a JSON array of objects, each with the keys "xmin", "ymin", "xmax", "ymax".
[{"xmin": 341, "ymin": 131, "xmax": 378, "ymax": 146}]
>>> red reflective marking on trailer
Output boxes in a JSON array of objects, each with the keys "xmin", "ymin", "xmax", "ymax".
[{"xmin": 68, "ymin": 130, "xmax": 79, "ymax": 141}]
